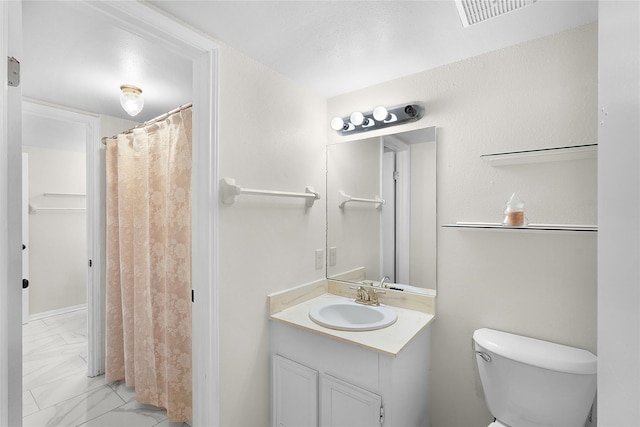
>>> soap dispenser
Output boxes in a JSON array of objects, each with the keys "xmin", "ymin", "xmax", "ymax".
[{"xmin": 503, "ymin": 193, "xmax": 527, "ymax": 227}]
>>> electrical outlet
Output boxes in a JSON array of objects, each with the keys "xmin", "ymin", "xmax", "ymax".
[
  {"xmin": 329, "ymin": 247, "xmax": 337, "ymax": 266},
  {"xmin": 315, "ymin": 249, "xmax": 324, "ymax": 270}
]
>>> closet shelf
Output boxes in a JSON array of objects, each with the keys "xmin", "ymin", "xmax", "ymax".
[
  {"xmin": 442, "ymin": 222, "xmax": 597, "ymax": 232},
  {"xmin": 480, "ymin": 144, "xmax": 597, "ymax": 166}
]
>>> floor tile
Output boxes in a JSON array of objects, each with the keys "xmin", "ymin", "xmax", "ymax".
[
  {"xmin": 78, "ymin": 399, "xmax": 167, "ymax": 426},
  {"xmin": 109, "ymin": 380, "xmax": 137, "ymax": 403},
  {"xmin": 22, "ymin": 385, "xmax": 125, "ymax": 427},
  {"xmin": 153, "ymin": 419, "xmax": 191, "ymax": 427},
  {"xmin": 23, "ymin": 391, "xmax": 38, "ymax": 417},
  {"xmin": 60, "ymin": 327, "xmax": 88, "ymax": 344},
  {"xmin": 22, "ymin": 333, "xmax": 68, "ymax": 356},
  {"xmin": 23, "ymin": 354, "xmax": 87, "ymax": 391},
  {"xmin": 23, "ymin": 308, "xmax": 180, "ymax": 426},
  {"xmin": 31, "ymin": 371, "xmax": 107, "ymax": 410}
]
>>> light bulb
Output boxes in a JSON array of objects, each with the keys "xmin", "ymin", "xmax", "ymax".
[
  {"xmin": 373, "ymin": 106, "xmax": 389, "ymax": 121},
  {"xmin": 350, "ymin": 111, "xmax": 365, "ymax": 126},
  {"xmin": 120, "ymin": 84, "xmax": 144, "ymax": 117},
  {"xmin": 331, "ymin": 117, "xmax": 345, "ymax": 131}
]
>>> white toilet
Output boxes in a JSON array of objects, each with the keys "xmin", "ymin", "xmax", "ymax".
[{"xmin": 473, "ymin": 328, "xmax": 597, "ymax": 427}]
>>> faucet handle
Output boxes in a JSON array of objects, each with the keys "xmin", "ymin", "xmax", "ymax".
[
  {"xmin": 370, "ymin": 289, "xmax": 385, "ymax": 305},
  {"xmin": 350, "ymin": 286, "xmax": 370, "ymax": 304}
]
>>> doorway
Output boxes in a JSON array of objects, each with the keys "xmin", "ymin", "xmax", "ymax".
[
  {"xmin": 22, "ymin": 103, "xmax": 91, "ymax": 322},
  {"xmin": 1, "ymin": 1, "xmax": 220, "ymax": 425},
  {"xmin": 22, "ymin": 100, "xmax": 101, "ymax": 378}
]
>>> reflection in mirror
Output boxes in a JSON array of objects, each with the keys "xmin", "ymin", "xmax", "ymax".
[{"xmin": 327, "ymin": 126, "xmax": 436, "ymax": 295}]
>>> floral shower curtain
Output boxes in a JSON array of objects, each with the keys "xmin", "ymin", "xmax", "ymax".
[{"xmin": 105, "ymin": 107, "xmax": 192, "ymax": 422}]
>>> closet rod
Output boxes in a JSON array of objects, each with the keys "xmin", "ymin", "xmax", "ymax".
[
  {"xmin": 29, "ymin": 205, "xmax": 86, "ymax": 214},
  {"xmin": 221, "ymin": 177, "xmax": 320, "ymax": 207},
  {"xmin": 101, "ymin": 102, "xmax": 192, "ymax": 145},
  {"xmin": 43, "ymin": 192, "xmax": 86, "ymax": 197}
]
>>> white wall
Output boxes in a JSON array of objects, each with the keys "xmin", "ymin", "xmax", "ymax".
[
  {"xmin": 328, "ymin": 23, "xmax": 597, "ymax": 426},
  {"xmin": 22, "ymin": 146, "xmax": 86, "ymax": 315},
  {"xmin": 217, "ymin": 45, "xmax": 327, "ymax": 426},
  {"xmin": 598, "ymin": 3, "xmax": 640, "ymax": 425}
]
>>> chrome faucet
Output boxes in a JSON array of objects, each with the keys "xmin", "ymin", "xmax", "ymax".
[{"xmin": 379, "ymin": 275, "xmax": 391, "ymax": 289}]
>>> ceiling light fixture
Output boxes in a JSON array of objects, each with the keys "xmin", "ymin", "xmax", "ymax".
[
  {"xmin": 330, "ymin": 103, "xmax": 424, "ymax": 135},
  {"xmin": 119, "ymin": 84, "xmax": 144, "ymax": 117}
]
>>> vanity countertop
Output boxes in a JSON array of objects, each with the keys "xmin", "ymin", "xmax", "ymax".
[{"xmin": 269, "ymin": 282, "xmax": 435, "ymax": 356}]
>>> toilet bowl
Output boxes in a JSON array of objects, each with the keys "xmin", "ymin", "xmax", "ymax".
[{"xmin": 473, "ymin": 328, "xmax": 597, "ymax": 427}]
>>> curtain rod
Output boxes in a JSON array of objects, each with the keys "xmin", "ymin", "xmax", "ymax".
[{"xmin": 101, "ymin": 102, "xmax": 192, "ymax": 145}]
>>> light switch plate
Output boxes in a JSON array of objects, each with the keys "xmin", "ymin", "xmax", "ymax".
[{"xmin": 315, "ymin": 249, "xmax": 324, "ymax": 270}]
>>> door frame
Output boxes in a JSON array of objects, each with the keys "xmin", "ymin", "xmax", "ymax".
[
  {"xmin": 21, "ymin": 152, "xmax": 28, "ymax": 325},
  {"xmin": 84, "ymin": 4, "xmax": 221, "ymax": 425},
  {"xmin": 22, "ymin": 99, "xmax": 102, "ymax": 374},
  {"xmin": 381, "ymin": 137, "xmax": 411, "ymax": 284},
  {"xmin": 1, "ymin": 2, "xmax": 221, "ymax": 425},
  {"xmin": 0, "ymin": 1, "xmax": 24, "ymax": 425}
]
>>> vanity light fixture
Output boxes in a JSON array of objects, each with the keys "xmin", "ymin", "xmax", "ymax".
[
  {"xmin": 330, "ymin": 103, "xmax": 424, "ymax": 135},
  {"xmin": 120, "ymin": 84, "xmax": 144, "ymax": 117},
  {"xmin": 373, "ymin": 106, "xmax": 397, "ymax": 123},
  {"xmin": 350, "ymin": 111, "xmax": 366, "ymax": 126}
]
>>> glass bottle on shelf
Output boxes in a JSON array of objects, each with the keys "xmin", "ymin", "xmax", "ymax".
[{"xmin": 503, "ymin": 193, "xmax": 527, "ymax": 227}]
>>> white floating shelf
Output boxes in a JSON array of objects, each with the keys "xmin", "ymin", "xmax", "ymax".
[
  {"xmin": 480, "ymin": 144, "xmax": 597, "ymax": 166},
  {"xmin": 443, "ymin": 222, "xmax": 597, "ymax": 232}
]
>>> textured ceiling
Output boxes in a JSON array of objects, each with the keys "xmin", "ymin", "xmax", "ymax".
[
  {"xmin": 150, "ymin": 0, "xmax": 598, "ymax": 97},
  {"xmin": 22, "ymin": 1, "xmax": 193, "ymax": 123},
  {"xmin": 20, "ymin": 1, "xmax": 597, "ymax": 149}
]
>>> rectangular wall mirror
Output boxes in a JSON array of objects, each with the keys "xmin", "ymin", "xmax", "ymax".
[{"xmin": 326, "ymin": 126, "xmax": 436, "ymax": 295}]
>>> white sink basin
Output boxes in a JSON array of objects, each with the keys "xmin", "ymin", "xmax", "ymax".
[{"xmin": 308, "ymin": 300, "xmax": 398, "ymax": 331}]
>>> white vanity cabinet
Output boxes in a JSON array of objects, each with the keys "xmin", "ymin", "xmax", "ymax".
[
  {"xmin": 320, "ymin": 373, "xmax": 383, "ymax": 426},
  {"xmin": 273, "ymin": 355, "xmax": 319, "ymax": 426},
  {"xmin": 270, "ymin": 320, "xmax": 431, "ymax": 427}
]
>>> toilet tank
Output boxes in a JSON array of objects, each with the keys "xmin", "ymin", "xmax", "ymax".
[{"xmin": 473, "ymin": 328, "xmax": 597, "ymax": 427}]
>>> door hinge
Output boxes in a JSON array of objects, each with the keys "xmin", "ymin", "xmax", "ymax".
[
  {"xmin": 380, "ymin": 405, "xmax": 385, "ymax": 424},
  {"xmin": 88, "ymin": 259, "xmax": 93, "ymax": 267},
  {"xmin": 393, "ymin": 170, "xmax": 399, "ymax": 180},
  {"xmin": 191, "ymin": 289, "xmax": 194, "ymax": 303},
  {"xmin": 7, "ymin": 57, "xmax": 20, "ymax": 87}
]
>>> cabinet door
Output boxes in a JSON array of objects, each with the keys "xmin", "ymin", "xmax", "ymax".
[
  {"xmin": 273, "ymin": 355, "xmax": 319, "ymax": 427},
  {"xmin": 320, "ymin": 374, "xmax": 382, "ymax": 427}
]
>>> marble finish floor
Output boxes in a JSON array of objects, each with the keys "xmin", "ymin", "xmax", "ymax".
[{"xmin": 23, "ymin": 309, "xmax": 189, "ymax": 427}]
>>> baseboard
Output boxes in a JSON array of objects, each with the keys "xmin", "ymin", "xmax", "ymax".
[{"xmin": 28, "ymin": 303, "xmax": 87, "ymax": 322}]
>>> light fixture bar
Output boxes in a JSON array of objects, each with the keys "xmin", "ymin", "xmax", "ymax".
[{"xmin": 330, "ymin": 103, "xmax": 424, "ymax": 136}]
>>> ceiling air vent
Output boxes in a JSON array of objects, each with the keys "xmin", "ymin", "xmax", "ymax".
[{"xmin": 456, "ymin": 0, "xmax": 537, "ymax": 27}]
